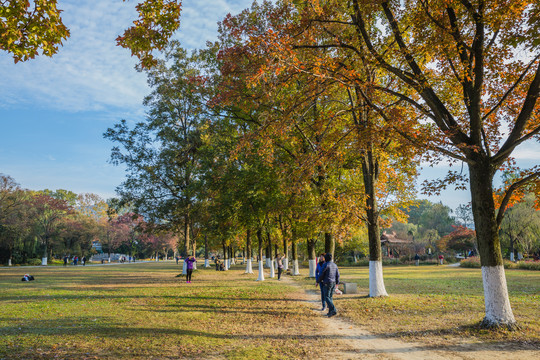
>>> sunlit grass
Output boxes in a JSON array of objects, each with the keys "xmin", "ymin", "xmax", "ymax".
[
  {"xmin": 294, "ymin": 265, "xmax": 540, "ymax": 346},
  {"xmin": 0, "ymin": 262, "xmax": 328, "ymax": 359}
]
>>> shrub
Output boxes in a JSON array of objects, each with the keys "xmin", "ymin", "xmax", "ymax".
[
  {"xmin": 516, "ymin": 260, "xmax": 540, "ymax": 271},
  {"xmin": 27, "ymin": 258, "xmax": 42, "ymax": 266},
  {"xmin": 460, "ymin": 257, "xmax": 481, "ymax": 268},
  {"xmin": 460, "ymin": 257, "xmax": 528, "ymax": 269}
]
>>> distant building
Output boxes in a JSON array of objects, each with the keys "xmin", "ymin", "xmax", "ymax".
[{"xmin": 381, "ymin": 231, "xmax": 412, "ymax": 257}]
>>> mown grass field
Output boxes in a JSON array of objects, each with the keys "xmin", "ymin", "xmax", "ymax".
[
  {"xmin": 1, "ymin": 262, "xmax": 538, "ymax": 359},
  {"xmin": 296, "ymin": 265, "xmax": 540, "ymax": 347},
  {"xmin": 0, "ymin": 262, "xmax": 328, "ymax": 359}
]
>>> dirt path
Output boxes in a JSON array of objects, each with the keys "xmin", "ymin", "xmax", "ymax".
[{"xmin": 284, "ymin": 276, "xmax": 539, "ymax": 360}]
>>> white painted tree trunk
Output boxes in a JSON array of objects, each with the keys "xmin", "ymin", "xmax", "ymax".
[
  {"xmin": 204, "ymin": 259, "xmax": 210, "ymax": 268},
  {"xmin": 269, "ymin": 259, "xmax": 275, "ymax": 278},
  {"xmin": 517, "ymin": 252, "xmax": 523, "ymax": 260},
  {"xmin": 41, "ymin": 257, "xmax": 47, "ymax": 266},
  {"xmin": 354, "ymin": 255, "xmax": 358, "ymax": 263},
  {"xmin": 510, "ymin": 252, "xmax": 515, "ymax": 262},
  {"xmin": 292, "ymin": 260, "xmax": 300, "ymax": 275},
  {"xmin": 193, "ymin": 260, "xmax": 197, "ymax": 270},
  {"xmin": 8, "ymin": 259, "xmax": 12, "ymax": 266},
  {"xmin": 231, "ymin": 257, "xmax": 236, "ymax": 265},
  {"xmin": 308, "ymin": 259, "xmax": 316, "ymax": 278},
  {"xmin": 265, "ymin": 257, "xmax": 271, "ymax": 268},
  {"xmin": 245, "ymin": 259, "xmax": 254, "ymax": 274},
  {"xmin": 108, "ymin": 257, "xmax": 111, "ymax": 263},
  {"xmin": 369, "ymin": 261, "xmax": 388, "ymax": 297},
  {"xmin": 182, "ymin": 260, "xmax": 187, "ymax": 275},
  {"xmin": 481, "ymin": 265, "xmax": 516, "ymax": 327},
  {"xmin": 256, "ymin": 260, "xmax": 265, "ymax": 281},
  {"xmin": 283, "ymin": 258, "xmax": 289, "ymax": 271},
  {"xmin": 224, "ymin": 259, "xmax": 229, "ymax": 271}
]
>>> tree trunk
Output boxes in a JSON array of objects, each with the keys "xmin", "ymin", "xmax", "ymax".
[
  {"xmin": 324, "ymin": 232, "xmax": 335, "ymax": 259},
  {"xmin": 291, "ymin": 227, "xmax": 300, "ymax": 275},
  {"xmin": 282, "ymin": 229, "xmax": 289, "ymax": 271},
  {"xmin": 245, "ymin": 229, "xmax": 253, "ymax": 273},
  {"xmin": 204, "ymin": 234, "xmax": 210, "ymax": 267},
  {"xmin": 41, "ymin": 237, "xmax": 48, "ymax": 266},
  {"xmin": 469, "ymin": 162, "xmax": 516, "ymax": 327},
  {"xmin": 362, "ymin": 149, "xmax": 388, "ymax": 297},
  {"xmin": 256, "ymin": 228, "xmax": 265, "ymax": 281},
  {"xmin": 267, "ymin": 230, "xmax": 275, "ymax": 278},
  {"xmin": 192, "ymin": 239, "xmax": 197, "ymax": 269},
  {"xmin": 265, "ymin": 242, "xmax": 271, "ymax": 268},
  {"xmin": 183, "ymin": 214, "xmax": 190, "ymax": 258},
  {"xmin": 307, "ymin": 238, "xmax": 316, "ymax": 278}
]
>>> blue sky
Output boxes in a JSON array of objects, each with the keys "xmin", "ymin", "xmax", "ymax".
[
  {"xmin": 0, "ymin": 0, "xmax": 254, "ymax": 198},
  {"xmin": 0, "ymin": 0, "xmax": 538, "ymax": 211}
]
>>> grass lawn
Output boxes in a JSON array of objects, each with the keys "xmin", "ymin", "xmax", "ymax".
[
  {"xmin": 294, "ymin": 265, "xmax": 540, "ymax": 347},
  {"xmin": 1, "ymin": 263, "xmax": 538, "ymax": 359},
  {"xmin": 0, "ymin": 262, "xmax": 327, "ymax": 359}
]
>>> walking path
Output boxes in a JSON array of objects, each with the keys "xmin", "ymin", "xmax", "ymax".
[{"xmin": 284, "ymin": 275, "xmax": 539, "ymax": 360}]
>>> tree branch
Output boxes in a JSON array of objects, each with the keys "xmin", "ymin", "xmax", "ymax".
[{"xmin": 496, "ymin": 171, "xmax": 540, "ymax": 227}]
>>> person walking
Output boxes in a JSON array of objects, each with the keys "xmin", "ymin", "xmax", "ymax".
[
  {"xmin": 315, "ymin": 253, "xmax": 327, "ymax": 311},
  {"xmin": 414, "ymin": 253, "xmax": 420, "ymax": 266},
  {"xmin": 318, "ymin": 253, "xmax": 339, "ymax": 317},
  {"xmin": 82, "ymin": 256, "xmax": 87, "ymax": 266},
  {"xmin": 277, "ymin": 254, "xmax": 285, "ymax": 281},
  {"xmin": 63, "ymin": 256, "xmax": 68, "ymax": 266},
  {"xmin": 185, "ymin": 255, "xmax": 197, "ymax": 283}
]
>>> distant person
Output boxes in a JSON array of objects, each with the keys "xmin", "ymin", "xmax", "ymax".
[
  {"xmin": 176, "ymin": 256, "xmax": 179, "ymax": 265},
  {"xmin": 414, "ymin": 253, "xmax": 420, "ymax": 266},
  {"xmin": 438, "ymin": 254, "xmax": 444, "ymax": 265},
  {"xmin": 73, "ymin": 256, "xmax": 78, "ymax": 266},
  {"xmin": 185, "ymin": 256, "xmax": 197, "ymax": 283},
  {"xmin": 21, "ymin": 274, "xmax": 34, "ymax": 281},
  {"xmin": 318, "ymin": 253, "xmax": 339, "ymax": 317},
  {"xmin": 276, "ymin": 254, "xmax": 285, "ymax": 281},
  {"xmin": 82, "ymin": 256, "xmax": 87, "ymax": 266},
  {"xmin": 215, "ymin": 256, "xmax": 221, "ymax": 271},
  {"xmin": 315, "ymin": 253, "xmax": 327, "ymax": 311},
  {"xmin": 63, "ymin": 256, "xmax": 68, "ymax": 267}
]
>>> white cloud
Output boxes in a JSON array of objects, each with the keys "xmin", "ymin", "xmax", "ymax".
[
  {"xmin": 0, "ymin": 0, "xmax": 254, "ymax": 115},
  {"xmin": 512, "ymin": 141, "xmax": 540, "ymax": 160}
]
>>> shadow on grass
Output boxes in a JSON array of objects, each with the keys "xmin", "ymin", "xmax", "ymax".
[{"xmin": 1, "ymin": 317, "xmax": 535, "ymax": 353}]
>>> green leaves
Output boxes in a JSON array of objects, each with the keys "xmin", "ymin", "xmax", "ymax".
[
  {"xmin": 0, "ymin": 0, "xmax": 70, "ymax": 62},
  {"xmin": 116, "ymin": 0, "xmax": 182, "ymax": 68}
]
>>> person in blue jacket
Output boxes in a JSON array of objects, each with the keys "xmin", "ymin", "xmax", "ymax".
[
  {"xmin": 318, "ymin": 253, "xmax": 340, "ymax": 317},
  {"xmin": 315, "ymin": 253, "xmax": 327, "ymax": 311}
]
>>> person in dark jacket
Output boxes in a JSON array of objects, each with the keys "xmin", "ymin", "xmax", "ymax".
[
  {"xmin": 318, "ymin": 253, "xmax": 339, "ymax": 317},
  {"xmin": 315, "ymin": 253, "xmax": 327, "ymax": 311}
]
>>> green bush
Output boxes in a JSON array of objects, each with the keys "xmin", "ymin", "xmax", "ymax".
[
  {"xmin": 516, "ymin": 260, "xmax": 540, "ymax": 271},
  {"xmin": 26, "ymin": 258, "xmax": 42, "ymax": 266}
]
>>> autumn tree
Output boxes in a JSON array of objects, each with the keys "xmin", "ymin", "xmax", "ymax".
[
  {"xmin": 0, "ymin": 174, "xmax": 28, "ymax": 265},
  {"xmin": 29, "ymin": 192, "xmax": 71, "ymax": 265},
  {"xmin": 266, "ymin": 0, "xmax": 540, "ymax": 328},
  {"xmin": 217, "ymin": 1, "xmax": 419, "ymax": 291},
  {"xmin": 499, "ymin": 193, "xmax": 540, "ymax": 260},
  {"xmin": 1, "ymin": 0, "xmax": 181, "ymax": 67}
]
